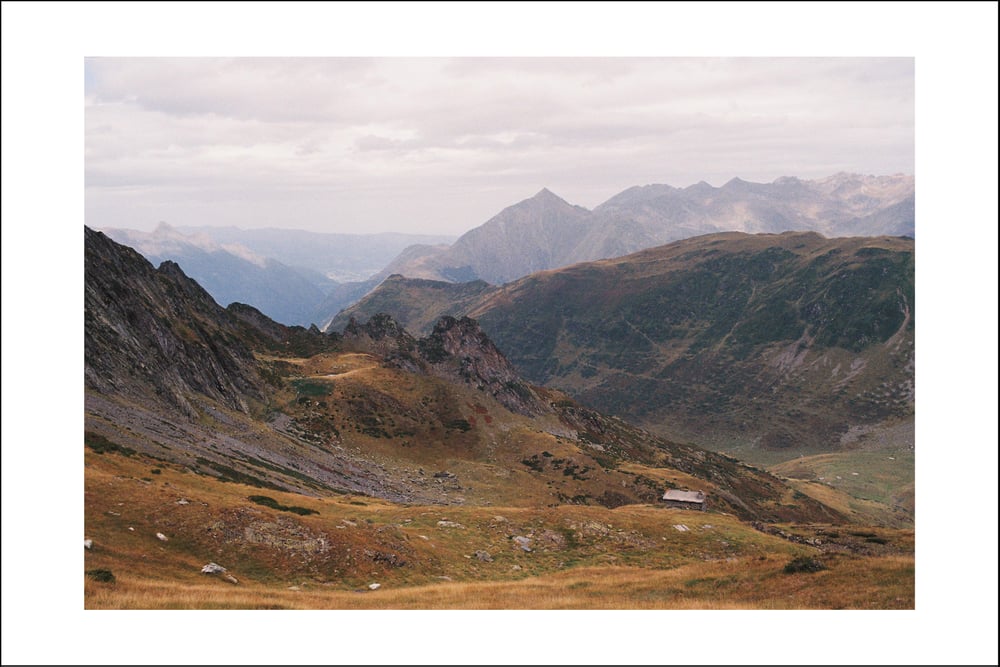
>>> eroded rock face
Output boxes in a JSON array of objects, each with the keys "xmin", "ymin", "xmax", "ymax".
[
  {"xmin": 342, "ymin": 312, "xmax": 549, "ymax": 417},
  {"xmin": 419, "ymin": 316, "xmax": 548, "ymax": 417},
  {"xmin": 342, "ymin": 313, "xmax": 422, "ymax": 373}
]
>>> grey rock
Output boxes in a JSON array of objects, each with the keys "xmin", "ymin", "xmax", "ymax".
[
  {"xmin": 201, "ymin": 562, "xmax": 227, "ymax": 574},
  {"xmin": 474, "ymin": 550, "xmax": 493, "ymax": 562}
]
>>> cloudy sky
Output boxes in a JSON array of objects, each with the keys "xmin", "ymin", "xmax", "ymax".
[{"xmin": 85, "ymin": 57, "xmax": 914, "ymax": 236}]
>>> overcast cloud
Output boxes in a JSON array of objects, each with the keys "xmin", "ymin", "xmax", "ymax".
[{"xmin": 85, "ymin": 57, "xmax": 914, "ymax": 235}]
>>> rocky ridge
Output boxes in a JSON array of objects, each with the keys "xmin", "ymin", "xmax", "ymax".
[{"xmin": 372, "ymin": 173, "xmax": 914, "ymax": 289}]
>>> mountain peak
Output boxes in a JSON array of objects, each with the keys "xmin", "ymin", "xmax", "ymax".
[
  {"xmin": 687, "ymin": 180, "xmax": 716, "ymax": 194},
  {"xmin": 773, "ymin": 176, "xmax": 802, "ymax": 186},
  {"xmin": 152, "ymin": 221, "xmax": 181, "ymax": 237},
  {"xmin": 502, "ymin": 187, "xmax": 575, "ymax": 214},
  {"xmin": 531, "ymin": 187, "xmax": 564, "ymax": 202}
]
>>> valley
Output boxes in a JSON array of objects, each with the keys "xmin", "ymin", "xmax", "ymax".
[{"xmin": 83, "ymin": 225, "xmax": 915, "ymax": 609}]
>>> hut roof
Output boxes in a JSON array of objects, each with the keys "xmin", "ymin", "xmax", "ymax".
[{"xmin": 662, "ymin": 489, "xmax": 706, "ymax": 503}]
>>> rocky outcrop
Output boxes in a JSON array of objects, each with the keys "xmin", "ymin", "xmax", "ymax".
[
  {"xmin": 342, "ymin": 312, "xmax": 421, "ymax": 371},
  {"xmin": 342, "ymin": 313, "xmax": 549, "ymax": 416},
  {"xmin": 200, "ymin": 562, "xmax": 239, "ymax": 584},
  {"xmin": 419, "ymin": 316, "xmax": 548, "ymax": 416}
]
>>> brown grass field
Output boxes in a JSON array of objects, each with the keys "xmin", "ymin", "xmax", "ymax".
[
  {"xmin": 85, "ymin": 556, "xmax": 914, "ymax": 610},
  {"xmin": 84, "ymin": 448, "xmax": 914, "ymax": 610}
]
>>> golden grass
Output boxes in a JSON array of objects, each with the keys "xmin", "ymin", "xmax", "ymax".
[
  {"xmin": 85, "ymin": 556, "xmax": 914, "ymax": 610},
  {"xmin": 85, "ymin": 447, "xmax": 914, "ymax": 610}
]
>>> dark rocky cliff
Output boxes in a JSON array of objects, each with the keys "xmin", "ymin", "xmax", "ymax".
[{"xmin": 85, "ymin": 226, "xmax": 268, "ymax": 417}]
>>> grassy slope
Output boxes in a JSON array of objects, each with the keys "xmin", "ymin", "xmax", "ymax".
[
  {"xmin": 474, "ymin": 234, "xmax": 915, "ymax": 452},
  {"xmin": 770, "ymin": 448, "xmax": 915, "ymax": 527},
  {"xmin": 278, "ymin": 351, "xmax": 851, "ymax": 523},
  {"xmin": 84, "ymin": 448, "xmax": 913, "ymax": 609}
]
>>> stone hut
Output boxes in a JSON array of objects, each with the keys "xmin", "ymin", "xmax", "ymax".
[{"xmin": 662, "ymin": 489, "xmax": 707, "ymax": 511}]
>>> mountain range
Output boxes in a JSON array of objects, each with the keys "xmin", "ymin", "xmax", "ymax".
[
  {"xmin": 174, "ymin": 225, "xmax": 456, "ymax": 283},
  {"xmin": 99, "ymin": 173, "xmax": 913, "ymax": 330},
  {"xmin": 374, "ymin": 173, "xmax": 913, "ymax": 286},
  {"xmin": 331, "ymin": 231, "xmax": 915, "ymax": 462}
]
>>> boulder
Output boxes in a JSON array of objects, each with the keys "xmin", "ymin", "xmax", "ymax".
[
  {"xmin": 84, "ymin": 539, "xmax": 93, "ymax": 550},
  {"xmin": 156, "ymin": 532, "xmax": 169, "ymax": 541},
  {"xmin": 513, "ymin": 536, "xmax": 532, "ymax": 552},
  {"xmin": 368, "ymin": 583, "xmax": 381, "ymax": 590},
  {"xmin": 201, "ymin": 562, "xmax": 227, "ymax": 574},
  {"xmin": 474, "ymin": 550, "xmax": 493, "ymax": 562}
]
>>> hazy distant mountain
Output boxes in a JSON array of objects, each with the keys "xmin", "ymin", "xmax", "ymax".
[
  {"xmin": 379, "ymin": 173, "xmax": 914, "ymax": 285},
  {"xmin": 176, "ymin": 225, "xmax": 456, "ymax": 283},
  {"xmin": 435, "ymin": 188, "xmax": 593, "ymax": 284},
  {"xmin": 101, "ymin": 223, "xmax": 331, "ymax": 326},
  {"xmin": 373, "ymin": 189, "xmax": 593, "ymax": 285},
  {"xmin": 590, "ymin": 173, "xmax": 915, "ymax": 244}
]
